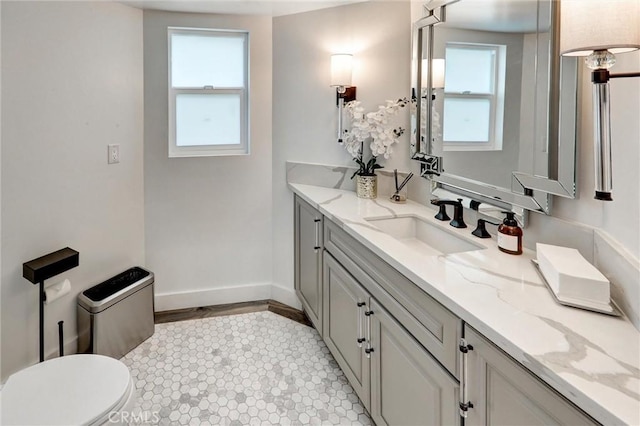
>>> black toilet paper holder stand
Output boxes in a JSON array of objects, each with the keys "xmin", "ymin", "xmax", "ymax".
[{"xmin": 23, "ymin": 247, "xmax": 79, "ymax": 362}]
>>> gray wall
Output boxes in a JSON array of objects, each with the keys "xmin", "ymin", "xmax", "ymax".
[
  {"xmin": 1, "ymin": 1, "xmax": 144, "ymax": 380},
  {"xmin": 143, "ymin": 11, "xmax": 276, "ymax": 311},
  {"xmin": 272, "ymin": 1, "xmax": 412, "ymax": 298}
]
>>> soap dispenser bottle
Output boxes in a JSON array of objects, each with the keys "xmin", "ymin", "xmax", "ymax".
[{"xmin": 498, "ymin": 212, "xmax": 523, "ymax": 255}]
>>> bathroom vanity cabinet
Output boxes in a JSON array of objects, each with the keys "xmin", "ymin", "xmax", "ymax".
[
  {"xmin": 323, "ymin": 217, "xmax": 461, "ymax": 425},
  {"xmin": 323, "ymin": 244, "xmax": 459, "ymax": 426},
  {"xmin": 293, "ymin": 194, "xmax": 599, "ymax": 425},
  {"xmin": 294, "ymin": 195, "xmax": 323, "ymax": 333},
  {"xmin": 463, "ymin": 326, "xmax": 597, "ymax": 425}
]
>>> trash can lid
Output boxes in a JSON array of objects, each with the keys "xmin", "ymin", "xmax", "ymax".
[
  {"xmin": 77, "ymin": 267, "xmax": 154, "ymax": 313},
  {"xmin": 83, "ymin": 267, "xmax": 150, "ymax": 302}
]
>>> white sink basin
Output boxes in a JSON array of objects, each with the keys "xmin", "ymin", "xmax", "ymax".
[{"xmin": 365, "ymin": 215, "xmax": 484, "ymax": 255}]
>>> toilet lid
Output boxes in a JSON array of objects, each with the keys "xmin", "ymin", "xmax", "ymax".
[{"xmin": 1, "ymin": 354, "xmax": 133, "ymax": 426}]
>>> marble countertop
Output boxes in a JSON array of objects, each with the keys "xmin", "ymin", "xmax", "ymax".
[{"xmin": 290, "ymin": 183, "xmax": 640, "ymax": 426}]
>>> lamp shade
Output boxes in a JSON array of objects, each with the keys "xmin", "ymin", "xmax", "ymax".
[
  {"xmin": 560, "ymin": 0, "xmax": 640, "ymax": 56},
  {"xmin": 330, "ymin": 54, "xmax": 353, "ymax": 87}
]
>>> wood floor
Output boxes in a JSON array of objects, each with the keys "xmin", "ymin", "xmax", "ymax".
[{"xmin": 154, "ymin": 299, "xmax": 313, "ymax": 327}]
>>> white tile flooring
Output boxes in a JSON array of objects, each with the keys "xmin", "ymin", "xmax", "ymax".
[{"xmin": 121, "ymin": 311, "xmax": 372, "ymax": 425}]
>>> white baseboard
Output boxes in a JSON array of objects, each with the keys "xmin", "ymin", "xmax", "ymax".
[
  {"xmin": 155, "ymin": 282, "xmax": 275, "ymax": 312},
  {"xmin": 270, "ymin": 283, "xmax": 302, "ymax": 310}
]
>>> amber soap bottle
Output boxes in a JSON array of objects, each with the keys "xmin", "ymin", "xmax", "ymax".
[{"xmin": 497, "ymin": 212, "xmax": 523, "ymax": 255}]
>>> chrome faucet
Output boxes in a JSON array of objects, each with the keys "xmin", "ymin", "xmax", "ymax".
[{"xmin": 430, "ymin": 198, "xmax": 467, "ymax": 229}]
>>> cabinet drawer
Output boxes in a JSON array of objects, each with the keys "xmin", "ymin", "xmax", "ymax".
[{"xmin": 324, "ymin": 219, "xmax": 461, "ymax": 378}]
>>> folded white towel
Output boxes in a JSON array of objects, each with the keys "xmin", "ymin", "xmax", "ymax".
[{"xmin": 536, "ymin": 243, "xmax": 610, "ymax": 310}]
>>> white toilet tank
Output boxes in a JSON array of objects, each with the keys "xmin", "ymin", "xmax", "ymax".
[{"xmin": 1, "ymin": 354, "xmax": 136, "ymax": 426}]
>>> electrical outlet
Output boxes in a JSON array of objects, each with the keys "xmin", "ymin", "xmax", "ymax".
[{"xmin": 108, "ymin": 144, "xmax": 120, "ymax": 164}]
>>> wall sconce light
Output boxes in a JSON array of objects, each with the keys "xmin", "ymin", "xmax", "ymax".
[
  {"xmin": 330, "ymin": 54, "xmax": 356, "ymax": 143},
  {"xmin": 560, "ymin": 0, "xmax": 640, "ymax": 201},
  {"xmin": 423, "ymin": 58, "xmax": 445, "ymax": 90}
]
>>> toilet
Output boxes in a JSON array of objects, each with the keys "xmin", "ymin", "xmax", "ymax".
[{"xmin": 1, "ymin": 354, "xmax": 137, "ymax": 426}]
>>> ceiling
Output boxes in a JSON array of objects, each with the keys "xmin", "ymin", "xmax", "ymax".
[
  {"xmin": 117, "ymin": 0, "xmax": 364, "ymax": 17},
  {"xmin": 442, "ymin": 0, "xmax": 544, "ymax": 33}
]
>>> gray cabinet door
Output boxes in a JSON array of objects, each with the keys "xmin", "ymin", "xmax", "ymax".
[
  {"xmin": 465, "ymin": 326, "xmax": 598, "ymax": 426},
  {"xmin": 323, "ymin": 253, "xmax": 371, "ymax": 411},
  {"xmin": 294, "ymin": 195, "xmax": 323, "ymax": 333},
  {"xmin": 369, "ymin": 299, "xmax": 460, "ymax": 426}
]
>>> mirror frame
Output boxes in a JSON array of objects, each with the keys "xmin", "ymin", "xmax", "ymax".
[{"xmin": 411, "ymin": 0, "xmax": 578, "ymax": 215}]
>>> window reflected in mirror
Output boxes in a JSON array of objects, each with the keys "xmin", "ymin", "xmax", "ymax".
[
  {"xmin": 411, "ymin": 0, "xmax": 579, "ymax": 214},
  {"xmin": 442, "ymin": 43, "xmax": 506, "ymax": 151}
]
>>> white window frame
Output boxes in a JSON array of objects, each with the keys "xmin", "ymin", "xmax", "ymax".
[
  {"xmin": 168, "ymin": 27, "xmax": 249, "ymax": 157},
  {"xmin": 443, "ymin": 42, "xmax": 506, "ymax": 152}
]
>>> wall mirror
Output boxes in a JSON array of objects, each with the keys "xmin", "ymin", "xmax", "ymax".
[{"xmin": 411, "ymin": 0, "xmax": 579, "ymax": 216}]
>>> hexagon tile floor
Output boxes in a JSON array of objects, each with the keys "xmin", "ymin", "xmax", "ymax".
[{"xmin": 121, "ymin": 311, "xmax": 372, "ymax": 425}]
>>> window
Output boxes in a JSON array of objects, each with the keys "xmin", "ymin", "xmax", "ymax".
[
  {"xmin": 168, "ymin": 28, "xmax": 249, "ymax": 157},
  {"xmin": 442, "ymin": 43, "xmax": 506, "ymax": 151}
]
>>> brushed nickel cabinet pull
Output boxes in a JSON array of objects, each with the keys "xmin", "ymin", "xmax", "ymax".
[
  {"xmin": 459, "ymin": 338, "xmax": 474, "ymax": 418},
  {"xmin": 314, "ymin": 219, "xmax": 321, "ymax": 250},
  {"xmin": 356, "ymin": 301, "xmax": 365, "ymax": 347},
  {"xmin": 365, "ymin": 309, "xmax": 373, "ymax": 358}
]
